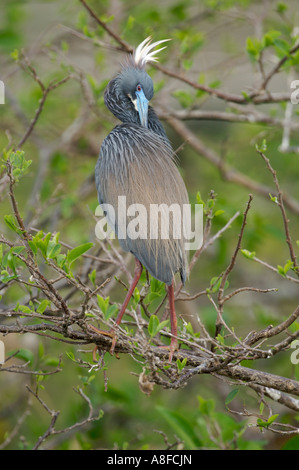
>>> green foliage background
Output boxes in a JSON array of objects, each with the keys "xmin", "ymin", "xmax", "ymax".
[{"xmin": 0, "ymin": 0, "xmax": 299, "ymax": 450}]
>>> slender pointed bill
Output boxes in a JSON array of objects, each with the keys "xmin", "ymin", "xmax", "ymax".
[
  {"xmin": 134, "ymin": 36, "xmax": 171, "ymax": 66},
  {"xmin": 135, "ymin": 88, "xmax": 149, "ymax": 128}
]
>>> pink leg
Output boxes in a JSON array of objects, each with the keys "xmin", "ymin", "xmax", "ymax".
[
  {"xmin": 167, "ymin": 281, "xmax": 178, "ymax": 361},
  {"xmin": 109, "ymin": 258, "xmax": 143, "ymax": 354},
  {"xmin": 113, "ymin": 258, "xmax": 143, "ymax": 326}
]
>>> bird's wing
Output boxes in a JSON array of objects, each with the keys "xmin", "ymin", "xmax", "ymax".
[{"xmin": 95, "ymin": 124, "xmax": 189, "ymax": 284}]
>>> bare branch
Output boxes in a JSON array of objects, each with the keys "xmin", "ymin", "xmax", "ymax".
[{"xmin": 257, "ymin": 149, "xmax": 299, "ymax": 277}]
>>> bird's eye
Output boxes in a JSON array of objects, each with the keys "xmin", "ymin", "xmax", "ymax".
[{"xmin": 136, "ymin": 84, "xmax": 142, "ymax": 92}]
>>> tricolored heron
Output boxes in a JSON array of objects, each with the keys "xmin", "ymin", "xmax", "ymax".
[{"xmin": 94, "ymin": 37, "xmax": 189, "ymax": 360}]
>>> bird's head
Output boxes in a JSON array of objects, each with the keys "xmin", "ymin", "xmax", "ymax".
[
  {"xmin": 106, "ymin": 37, "xmax": 170, "ymax": 127},
  {"xmin": 116, "ymin": 66, "xmax": 154, "ymax": 128}
]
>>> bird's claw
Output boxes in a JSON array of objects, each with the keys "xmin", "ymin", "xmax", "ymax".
[
  {"xmin": 88, "ymin": 325, "xmax": 120, "ymax": 361},
  {"xmin": 158, "ymin": 338, "xmax": 178, "ymax": 362}
]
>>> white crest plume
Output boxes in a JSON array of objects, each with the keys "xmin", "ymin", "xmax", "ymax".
[{"xmin": 134, "ymin": 36, "xmax": 171, "ymax": 67}]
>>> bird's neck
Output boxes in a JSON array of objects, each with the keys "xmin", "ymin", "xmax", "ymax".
[{"xmin": 147, "ymin": 107, "xmax": 170, "ymax": 142}]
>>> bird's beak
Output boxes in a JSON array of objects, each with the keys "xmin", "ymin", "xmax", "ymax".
[{"xmin": 135, "ymin": 89, "xmax": 149, "ymax": 128}]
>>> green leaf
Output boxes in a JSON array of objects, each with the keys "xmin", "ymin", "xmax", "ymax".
[
  {"xmin": 133, "ymin": 287, "xmax": 140, "ymax": 304},
  {"xmin": 105, "ymin": 304, "xmax": 118, "ymax": 320},
  {"xmin": 172, "ymin": 90, "xmax": 194, "ymax": 108},
  {"xmin": 225, "ymin": 388, "xmax": 239, "ymax": 406},
  {"xmin": 198, "ymin": 395, "xmax": 215, "ymax": 415},
  {"xmin": 56, "ymin": 254, "xmax": 67, "ymax": 268},
  {"xmin": 99, "ymin": 14, "xmax": 114, "ymax": 24},
  {"xmin": 196, "ymin": 191, "xmax": 205, "ymax": 207},
  {"xmin": 206, "ymin": 195, "xmax": 216, "ymax": 213},
  {"xmin": 9, "ymin": 151, "xmax": 32, "ymax": 181},
  {"xmin": 150, "ymin": 277, "xmax": 164, "ymax": 293},
  {"xmin": 4, "ymin": 215, "xmax": 23, "ymax": 236},
  {"xmin": 97, "ymin": 295, "xmax": 110, "ymax": 317},
  {"xmin": 7, "ymin": 252, "xmax": 16, "ymax": 275},
  {"xmin": 157, "ymin": 406, "xmax": 201, "ymax": 449},
  {"xmin": 284, "ymin": 259, "xmax": 294, "ymax": 273},
  {"xmin": 171, "ymin": 3, "xmax": 187, "ymax": 20},
  {"xmin": 282, "ymin": 435, "xmax": 299, "ymax": 450},
  {"xmin": 36, "ymin": 299, "xmax": 51, "ymax": 314},
  {"xmin": 67, "ymin": 242, "xmax": 93, "ymax": 265},
  {"xmin": 32, "ymin": 230, "xmax": 44, "ymax": 241},
  {"xmin": 44, "ymin": 356, "xmax": 61, "ymax": 367},
  {"xmin": 246, "ymin": 36, "xmax": 262, "ymax": 61},
  {"xmin": 0, "ymin": 271, "xmax": 17, "ymax": 283},
  {"xmin": 241, "ymin": 249, "xmax": 256, "ymax": 259},
  {"xmin": 183, "ymin": 59, "xmax": 193, "ymax": 70},
  {"xmin": 61, "ymin": 40, "xmax": 69, "ymax": 53},
  {"xmin": 257, "ymin": 414, "xmax": 279, "ymax": 428},
  {"xmin": 10, "ymin": 348, "xmax": 34, "ymax": 364},
  {"xmin": 186, "ymin": 321, "xmax": 195, "ymax": 336},
  {"xmin": 262, "ymin": 30, "xmax": 281, "ymax": 48},
  {"xmin": 216, "ymin": 333, "xmax": 225, "ymax": 345},
  {"xmin": 148, "ymin": 314, "xmax": 160, "ymax": 337},
  {"xmin": 208, "ymin": 276, "xmax": 229, "ymax": 293},
  {"xmin": 28, "ymin": 240, "xmax": 37, "ymax": 256},
  {"xmin": 214, "ymin": 210, "xmax": 224, "ymax": 217},
  {"xmin": 267, "ymin": 414, "xmax": 279, "ymax": 425},
  {"xmin": 10, "ymin": 150, "xmax": 24, "ymax": 167},
  {"xmin": 12, "ymin": 246, "xmax": 25, "ymax": 255},
  {"xmin": 87, "ymin": 374, "xmax": 96, "ymax": 383},
  {"xmin": 269, "ymin": 193, "xmax": 278, "ymax": 204},
  {"xmin": 209, "ymin": 79, "xmax": 221, "ymax": 89},
  {"xmin": 176, "ymin": 357, "xmax": 187, "ymax": 371},
  {"xmin": 276, "ymin": 2, "xmax": 288, "ymax": 14},
  {"xmin": 66, "ymin": 351, "xmax": 76, "ymax": 362},
  {"xmin": 34, "ymin": 232, "xmax": 51, "ymax": 257},
  {"xmin": 125, "ymin": 15, "xmax": 135, "ymax": 30},
  {"xmin": 241, "ymin": 91, "xmax": 251, "ymax": 101},
  {"xmin": 273, "ymin": 38, "xmax": 291, "ymax": 57},
  {"xmin": 256, "ymin": 139, "xmax": 267, "ymax": 152},
  {"xmin": 188, "ymin": 325, "xmax": 200, "ymax": 338},
  {"xmin": 76, "ymin": 10, "xmax": 88, "ymax": 31},
  {"xmin": 46, "ymin": 234, "xmax": 61, "ymax": 259},
  {"xmin": 11, "ymin": 48, "xmax": 19, "ymax": 60},
  {"xmin": 277, "ymin": 260, "xmax": 294, "ymax": 277},
  {"xmin": 18, "ymin": 305, "xmax": 32, "ymax": 314},
  {"xmin": 148, "ymin": 315, "xmax": 169, "ymax": 337},
  {"xmin": 85, "ymin": 312, "xmax": 96, "ymax": 318},
  {"xmin": 88, "ymin": 269, "xmax": 96, "ymax": 286}
]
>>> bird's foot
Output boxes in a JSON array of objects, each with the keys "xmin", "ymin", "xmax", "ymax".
[
  {"xmin": 158, "ymin": 338, "xmax": 179, "ymax": 362},
  {"xmin": 88, "ymin": 324, "xmax": 119, "ymax": 361},
  {"xmin": 169, "ymin": 338, "xmax": 178, "ymax": 362}
]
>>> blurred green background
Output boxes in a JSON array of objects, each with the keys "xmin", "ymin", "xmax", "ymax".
[{"xmin": 0, "ymin": 0, "xmax": 299, "ymax": 450}]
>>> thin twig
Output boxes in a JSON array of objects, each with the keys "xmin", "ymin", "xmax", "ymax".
[{"xmin": 257, "ymin": 149, "xmax": 299, "ymax": 277}]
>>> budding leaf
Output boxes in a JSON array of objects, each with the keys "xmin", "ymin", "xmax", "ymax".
[{"xmin": 241, "ymin": 249, "xmax": 256, "ymax": 259}]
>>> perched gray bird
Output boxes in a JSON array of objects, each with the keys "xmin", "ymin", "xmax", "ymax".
[{"xmin": 94, "ymin": 37, "xmax": 189, "ymax": 360}]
